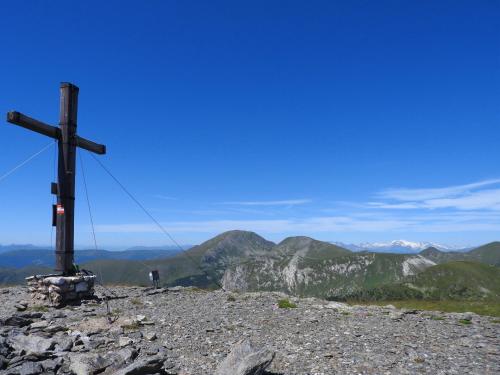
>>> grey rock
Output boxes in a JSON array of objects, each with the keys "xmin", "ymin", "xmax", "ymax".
[
  {"xmin": 167, "ymin": 286, "xmax": 184, "ymax": 292},
  {"xmin": 43, "ymin": 311, "xmax": 66, "ymax": 320},
  {"xmin": 69, "ymin": 353, "xmax": 109, "ymax": 375},
  {"xmin": 215, "ymin": 339, "xmax": 275, "ymax": 375},
  {"xmin": 14, "ymin": 303, "xmax": 27, "ymax": 312},
  {"xmin": 101, "ymin": 348, "xmax": 138, "ymax": 373},
  {"xmin": 113, "ymin": 354, "xmax": 165, "ymax": 375},
  {"xmin": 389, "ymin": 311, "xmax": 405, "ymax": 320},
  {"xmin": 8, "ymin": 334, "xmax": 55, "ymax": 356},
  {"xmin": 119, "ymin": 337, "xmax": 133, "ymax": 347},
  {"xmin": 39, "ymin": 357, "xmax": 63, "ymax": 372},
  {"xmin": 461, "ymin": 312, "xmax": 474, "ymax": 321},
  {"xmin": 29, "ymin": 321, "xmax": 49, "ymax": 330},
  {"xmin": 114, "ymin": 348, "xmax": 138, "ymax": 363},
  {"xmin": 54, "ymin": 336, "xmax": 73, "ymax": 352},
  {"xmin": 1, "ymin": 316, "xmax": 32, "ymax": 327},
  {"xmin": 18, "ymin": 313, "xmax": 43, "ymax": 319},
  {"xmin": 7, "ymin": 355, "xmax": 25, "ymax": 367},
  {"xmin": 127, "ymin": 331, "xmax": 143, "ymax": 341},
  {"xmin": 0, "ymin": 337, "xmax": 8, "ymax": 356},
  {"xmin": 19, "ymin": 361, "xmax": 43, "ymax": 375},
  {"xmin": 44, "ymin": 324, "xmax": 66, "ymax": 334}
]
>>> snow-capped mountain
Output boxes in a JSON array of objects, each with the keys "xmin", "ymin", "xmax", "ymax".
[{"xmin": 332, "ymin": 240, "xmax": 469, "ymax": 254}]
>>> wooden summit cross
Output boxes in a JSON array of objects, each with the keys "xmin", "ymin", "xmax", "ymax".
[{"xmin": 6, "ymin": 82, "xmax": 106, "ymax": 276}]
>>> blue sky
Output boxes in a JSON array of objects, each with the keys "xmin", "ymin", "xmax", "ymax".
[{"xmin": 0, "ymin": 1, "xmax": 499, "ymax": 248}]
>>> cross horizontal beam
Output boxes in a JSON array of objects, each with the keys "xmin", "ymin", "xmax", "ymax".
[
  {"xmin": 75, "ymin": 136, "xmax": 106, "ymax": 155},
  {"xmin": 7, "ymin": 111, "xmax": 59, "ymax": 139},
  {"xmin": 6, "ymin": 111, "xmax": 106, "ymax": 155}
]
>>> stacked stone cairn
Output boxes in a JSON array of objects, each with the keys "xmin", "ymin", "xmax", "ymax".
[{"xmin": 26, "ymin": 274, "xmax": 96, "ymax": 306}]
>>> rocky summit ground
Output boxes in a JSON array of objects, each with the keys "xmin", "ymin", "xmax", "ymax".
[{"xmin": 0, "ymin": 286, "xmax": 499, "ymax": 375}]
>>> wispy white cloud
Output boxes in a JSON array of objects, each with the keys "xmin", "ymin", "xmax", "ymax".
[
  {"xmin": 219, "ymin": 199, "xmax": 312, "ymax": 206},
  {"xmin": 367, "ymin": 202, "xmax": 422, "ymax": 209},
  {"xmin": 371, "ymin": 179, "xmax": 500, "ymax": 211},
  {"xmin": 95, "ymin": 210, "xmax": 500, "ymax": 235},
  {"xmin": 421, "ymin": 189, "xmax": 500, "ymax": 210},
  {"xmin": 377, "ymin": 179, "xmax": 500, "ymax": 201},
  {"xmin": 95, "ymin": 180, "xmax": 500, "ymax": 241}
]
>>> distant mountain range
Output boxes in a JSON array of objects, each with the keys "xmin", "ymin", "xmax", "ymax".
[
  {"xmin": 0, "ymin": 248, "xmax": 182, "ymax": 269},
  {"xmin": 0, "ymin": 232, "xmax": 498, "ymax": 303},
  {"xmin": 0, "ymin": 244, "xmax": 49, "ymax": 254},
  {"xmin": 333, "ymin": 240, "xmax": 471, "ymax": 253}
]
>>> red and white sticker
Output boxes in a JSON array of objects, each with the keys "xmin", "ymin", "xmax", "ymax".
[{"xmin": 56, "ymin": 204, "xmax": 65, "ymax": 215}]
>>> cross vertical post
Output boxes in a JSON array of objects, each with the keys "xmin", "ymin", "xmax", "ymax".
[{"xmin": 55, "ymin": 83, "xmax": 79, "ymax": 275}]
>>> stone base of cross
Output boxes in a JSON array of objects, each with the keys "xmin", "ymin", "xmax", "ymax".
[{"xmin": 26, "ymin": 274, "xmax": 96, "ymax": 307}]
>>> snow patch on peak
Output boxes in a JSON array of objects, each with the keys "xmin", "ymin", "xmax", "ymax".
[
  {"xmin": 333, "ymin": 240, "xmax": 467, "ymax": 253},
  {"xmin": 362, "ymin": 240, "xmax": 444, "ymax": 250}
]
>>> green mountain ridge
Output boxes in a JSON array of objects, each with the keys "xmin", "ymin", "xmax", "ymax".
[
  {"xmin": 418, "ymin": 242, "xmax": 500, "ymax": 266},
  {"xmin": 1, "ymin": 231, "xmax": 499, "ymax": 303},
  {"xmin": 343, "ymin": 261, "xmax": 500, "ymax": 301}
]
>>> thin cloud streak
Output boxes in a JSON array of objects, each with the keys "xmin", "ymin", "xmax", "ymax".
[
  {"xmin": 371, "ymin": 179, "xmax": 500, "ymax": 211},
  {"xmin": 95, "ymin": 211, "xmax": 500, "ymax": 235},
  {"xmin": 96, "ymin": 180, "xmax": 500, "ymax": 240},
  {"xmin": 219, "ymin": 199, "xmax": 312, "ymax": 206},
  {"xmin": 378, "ymin": 179, "xmax": 500, "ymax": 201}
]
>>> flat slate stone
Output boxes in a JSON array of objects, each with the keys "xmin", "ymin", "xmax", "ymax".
[
  {"xmin": 112, "ymin": 354, "xmax": 165, "ymax": 375},
  {"xmin": 215, "ymin": 339, "xmax": 275, "ymax": 375},
  {"xmin": 19, "ymin": 361, "xmax": 43, "ymax": 375},
  {"xmin": 8, "ymin": 334, "xmax": 55, "ymax": 356}
]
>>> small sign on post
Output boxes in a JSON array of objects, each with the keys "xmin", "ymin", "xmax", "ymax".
[
  {"xmin": 56, "ymin": 204, "xmax": 65, "ymax": 215},
  {"xmin": 149, "ymin": 270, "xmax": 160, "ymax": 289}
]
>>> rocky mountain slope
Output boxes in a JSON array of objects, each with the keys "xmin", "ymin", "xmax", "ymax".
[
  {"xmin": 1, "ymin": 232, "xmax": 499, "ymax": 302},
  {"xmin": 0, "ymin": 286, "xmax": 499, "ymax": 375},
  {"xmin": 80, "ymin": 232, "xmax": 442, "ymax": 298},
  {"xmin": 222, "ymin": 244, "xmax": 437, "ymax": 299}
]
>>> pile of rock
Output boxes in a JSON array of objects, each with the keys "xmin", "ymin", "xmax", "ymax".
[
  {"xmin": 0, "ymin": 306, "xmax": 274, "ymax": 375},
  {"xmin": 26, "ymin": 274, "xmax": 96, "ymax": 306},
  {"xmin": 1, "ymin": 285, "xmax": 498, "ymax": 374}
]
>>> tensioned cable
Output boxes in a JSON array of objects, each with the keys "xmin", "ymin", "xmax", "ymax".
[
  {"xmin": 78, "ymin": 152, "xmax": 100, "ymax": 268},
  {"xmin": 80, "ymin": 153, "xmax": 156, "ymax": 276},
  {"xmin": 0, "ymin": 142, "xmax": 54, "ymax": 184},
  {"xmin": 79, "ymin": 151, "xmax": 156, "ymax": 283},
  {"xmin": 78, "ymin": 151, "xmax": 121, "ymax": 314},
  {"xmin": 88, "ymin": 152, "xmax": 225, "ymax": 290}
]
